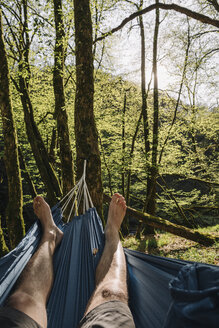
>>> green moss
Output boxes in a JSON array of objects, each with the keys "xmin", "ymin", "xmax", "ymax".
[{"xmin": 0, "ymin": 221, "xmax": 9, "ymax": 256}]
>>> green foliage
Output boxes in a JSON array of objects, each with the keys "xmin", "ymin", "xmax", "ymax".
[
  {"xmin": 7, "ymin": 65, "xmax": 218, "ymax": 226},
  {"xmin": 93, "ymin": 72, "xmax": 218, "ymax": 227}
]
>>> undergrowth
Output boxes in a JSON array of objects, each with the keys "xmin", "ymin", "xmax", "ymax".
[{"xmin": 122, "ymin": 224, "xmax": 219, "ymax": 265}]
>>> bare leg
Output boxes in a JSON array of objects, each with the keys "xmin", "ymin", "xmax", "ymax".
[
  {"xmin": 84, "ymin": 193, "xmax": 128, "ymax": 315},
  {"xmin": 6, "ymin": 196, "xmax": 63, "ymax": 328}
]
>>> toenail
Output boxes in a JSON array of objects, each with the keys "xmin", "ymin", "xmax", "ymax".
[{"xmin": 93, "ymin": 248, "xmax": 98, "ymax": 255}]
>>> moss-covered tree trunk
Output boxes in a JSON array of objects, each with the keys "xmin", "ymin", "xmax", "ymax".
[
  {"xmin": 0, "ymin": 155, "xmax": 9, "ymax": 255},
  {"xmin": 0, "ymin": 8, "xmax": 25, "ymax": 249},
  {"xmin": 74, "ymin": 0, "xmax": 103, "ymax": 216},
  {"xmin": 53, "ymin": 0, "xmax": 75, "ymax": 195},
  {"xmin": 0, "ymin": 215, "xmax": 8, "ymax": 256}
]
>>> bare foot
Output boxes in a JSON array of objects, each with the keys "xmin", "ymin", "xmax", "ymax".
[
  {"xmin": 106, "ymin": 193, "xmax": 127, "ymax": 233},
  {"xmin": 33, "ymin": 196, "xmax": 63, "ymax": 246}
]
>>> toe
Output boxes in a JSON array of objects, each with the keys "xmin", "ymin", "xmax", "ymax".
[
  {"xmin": 33, "ymin": 196, "xmax": 44, "ymax": 215},
  {"xmin": 34, "ymin": 196, "xmax": 43, "ymax": 203},
  {"xmin": 112, "ymin": 193, "xmax": 120, "ymax": 203}
]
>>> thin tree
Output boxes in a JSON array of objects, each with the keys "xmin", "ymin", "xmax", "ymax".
[
  {"xmin": 53, "ymin": 0, "xmax": 75, "ymax": 195},
  {"xmin": 145, "ymin": 0, "xmax": 160, "ymax": 216},
  {"xmin": 122, "ymin": 91, "xmax": 126, "ymax": 198}
]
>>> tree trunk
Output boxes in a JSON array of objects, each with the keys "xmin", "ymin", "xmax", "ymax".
[
  {"xmin": 145, "ymin": 0, "xmax": 160, "ymax": 216},
  {"xmin": 74, "ymin": 0, "xmax": 103, "ymax": 217},
  {"xmin": 53, "ymin": 0, "xmax": 75, "ymax": 195},
  {"xmin": 49, "ymin": 127, "xmax": 57, "ymax": 165},
  {"xmin": 99, "ymin": 134, "xmax": 113, "ymax": 196},
  {"xmin": 122, "ymin": 92, "xmax": 126, "ymax": 197},
  {"xmin": 121, "ymin": 92, "xmax": 129, "ymax": 234},
  {"xmin": 126, "ymin": 111, "xmax": 142, "ymax": 207},
  {"xmin": 0, "ymin": 155, "xmax": 9, "ymax": 255},
  {"xmin": 140, "ymin": 9, "xmax": 150, "ymax": 163},
  {"xmin": 0, "ymin": 215, "xmax": 9, "ymax": 256},
  {"xmin": 139, "ymin": 0, "xmax": 154, "ymax": 235},
  {"xmin": 0, "ymin": 8, "xmax": 25, "ymax": 248}
]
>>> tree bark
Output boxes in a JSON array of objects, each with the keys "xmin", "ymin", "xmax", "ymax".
[
  {"xmin": 74, "ymin": 0, "xmax": 103, "ymax": 216},
  {"xmin": 103, "ymin": 194, "xmax": 217, "ymax": 246},
  {"xmin": 53, "ymin": 0, "xmax": 75, "ymax": 195},
  {"xmin": 0, "ymin": 8, "xmax": 25, "ymax": 248}
]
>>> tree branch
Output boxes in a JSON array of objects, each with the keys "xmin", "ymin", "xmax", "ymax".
[{"xmin": 94, "ymin": 3, "xmax": 219, "ymax": 43}]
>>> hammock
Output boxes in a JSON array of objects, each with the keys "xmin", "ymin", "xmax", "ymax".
[{"xmin": 0, "ymin": 166, "xmax": 218, "ymax": 328}]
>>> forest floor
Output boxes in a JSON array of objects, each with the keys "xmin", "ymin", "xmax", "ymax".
[{"xmin": 122, "ymin": 224, "xmax": 219, "ymax": 265}]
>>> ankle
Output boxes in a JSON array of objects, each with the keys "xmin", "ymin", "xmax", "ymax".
[
  {"xmin": 45, "ymin": 229, "xmax": 57, "ymax": 241},
  {"xmin": 105, "ymin": 224, "xmax": 120, "ymax": 240}
]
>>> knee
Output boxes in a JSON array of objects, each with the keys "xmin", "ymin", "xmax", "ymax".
[
  {"xmin": 7, "ymin": 291, "xmax": 37, "ymax": 309},
  {"xmin": 101, "ymin": 285, "xmax": 128, "ymax": 303}
]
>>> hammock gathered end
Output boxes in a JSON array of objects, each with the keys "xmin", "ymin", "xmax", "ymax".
[{"xmin": 60, "ymin": 160, "xmax": 94, "ymax": 222}]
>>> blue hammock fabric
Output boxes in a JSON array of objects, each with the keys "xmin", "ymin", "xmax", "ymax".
[{"xmin": 0, "ymin": 205, "xmax": 218, "ymax": 328}]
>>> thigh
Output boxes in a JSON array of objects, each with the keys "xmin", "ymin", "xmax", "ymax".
[
  {"xmin": 0, "ymin": 306, "xmax": 42, "ymax": 328},
  {"xmin": 78, "ymin": 301, "xmax": 135, "ymax": 328}
]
